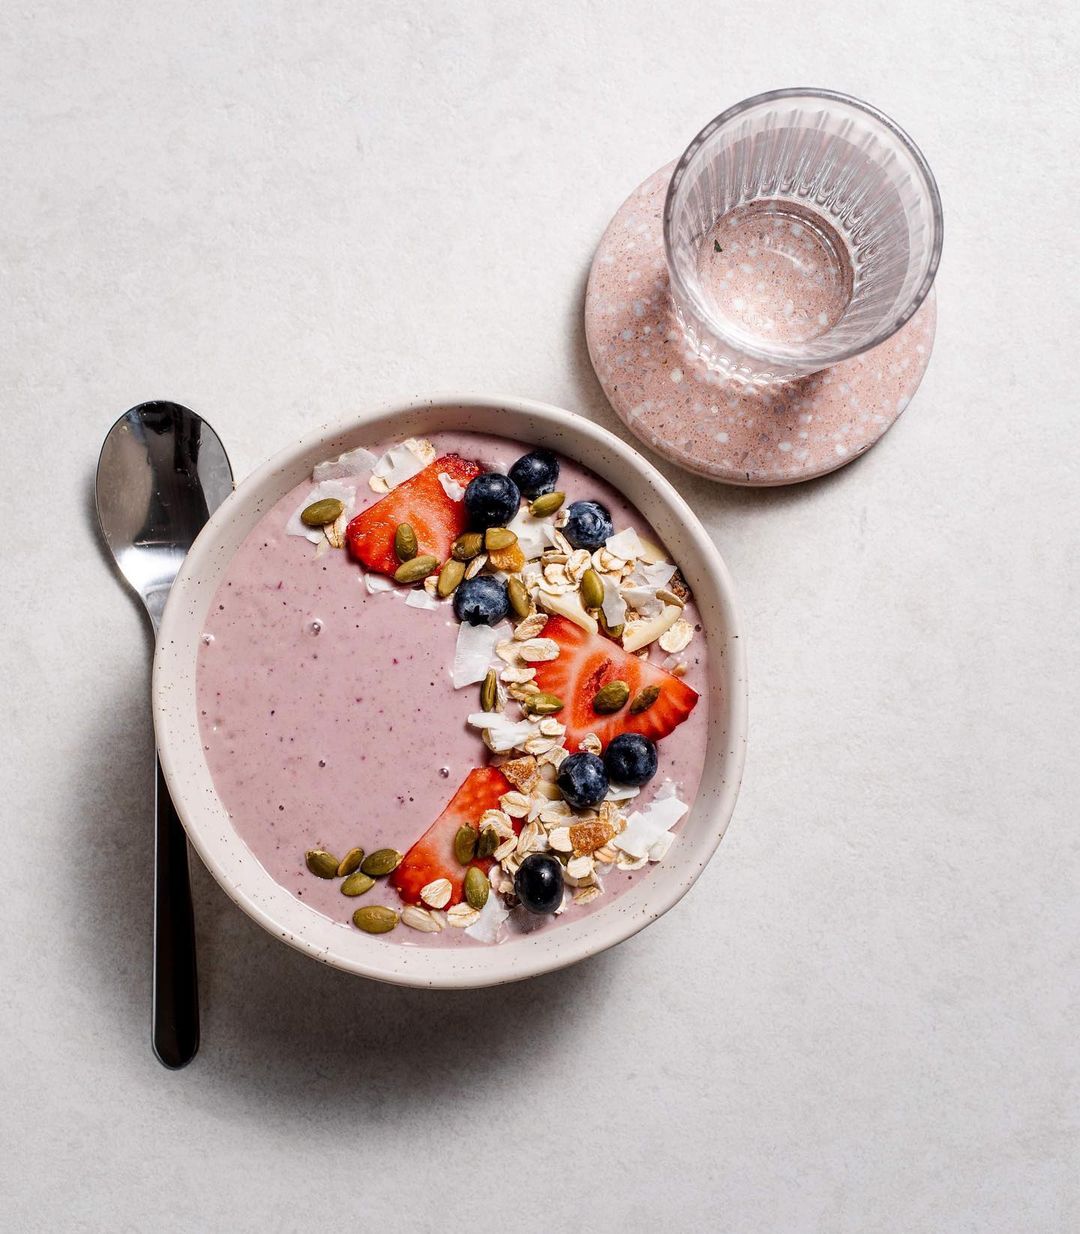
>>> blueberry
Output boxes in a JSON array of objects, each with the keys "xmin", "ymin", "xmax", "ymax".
[
  {"xmin": 508, "ymin": 448, "xmax": 560, "ymax": 499},
  {"xmin": 453, "ymin": 576, "xmax": 509, "ymax": 626},
  {"xmin": 563, "ymin": 500, "xmax": 614, "ymax": 551},
  {"xmin": 603, "ymin": 732, "xmax": 658, "ymax": 787},
  {"xmin": 464, "ymin": 472, "xmax": 520, "ymax": 529},
  {"xmin": 556, "ymin": 751, "xmax": 609, "ymax": 809},
  {"xmin": 514, "ymin": 853, "xmax": 565, "ymax": 915}
]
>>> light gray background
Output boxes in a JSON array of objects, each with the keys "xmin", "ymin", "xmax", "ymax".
[{"xmin": 2, "ymin": 2, "xmax": 1077, "ymax": 1231}]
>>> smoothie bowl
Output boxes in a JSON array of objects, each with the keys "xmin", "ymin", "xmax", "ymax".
[{"xmin": 154, "ymin": 396, "xmax": 747, "ymax": 988}]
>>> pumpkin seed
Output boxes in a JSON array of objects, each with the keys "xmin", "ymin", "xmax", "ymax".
[
  {"xmin": 480, "ymin": 668, "xmax": 498, "ymax": 713},
  {"xmin": 360, "ymin": 847, "xmax": 403, "ymax": 877},
  {"xmin": 477, "ymin": 826, "xmax": 500, "ymax": 859},
  {"xmin": 305, "ymin": 849, "xmax": 340, "ymax": 879},
  {"xmin": 529, "ymin": 491, "xmax": 565, "ymax": 518},
  {"xmin": 524, "ymin": 691, "xmax": 564, "ymax": 716},
  {"xmin": 336, "ymin": 847, "xmax": 365, "ymax": 877},
  {"xmin": 629, "ymin": 684, "xmax": 661, "ymax": 714},
  {"xmin": 599, "ymin": 610, "xmax": 624, "ymax": 640},
  {"xmin": 484, "ymin": 527, "xmax": 517, "ymax": 551},
  {"xmin": 340, "ymin": 871, "xmax": 375, "ymax": 897},
  {"xmin": 507, "ymin": 575, "xmax": 531, "ymax": 620},
  {"xmin": 300, "ymin": 498, "xmax": 345, "ymax": 528},
  {"xmin": 592, "ymin": 680, "xmax": 630, "ymax": 713},
  {"xmin": 394, "ymin": 523, "xmax": 418, "ymax": 562},
  {"xmin": 352, "ymin": 905, "xmax": 399, "ymax": 933},
  {"xmin": 393, "ymin": 554, "xmax": 438, "ymax": 584},
  {"xmin": 451, "ymin": 532, "xmax": 484, "ymax": 561},
  {"xmin": 437, "ymin": 558, "xmax": 466, "ymax": 597},
  {"xmin": 579, "ymin": 567, "xmax": 604, "ymax": 610},
  {"xmin": 464, "ymin": 866, "xmax": 490, "ymax": 911},
  {"xmin": 454, "ymin": 825, "xmax": 478, "ymax": 865}
]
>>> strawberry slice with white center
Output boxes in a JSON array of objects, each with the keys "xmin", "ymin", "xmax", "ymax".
[
  {"xmin": 345, "ymin": 454, "xmax": 481, "ymax": 575},
  {"xmin": 392, "ymin": 767, "xmax": 514, "ymax": 907},
  {"xmin": 531, "ymin": 615, "xmax": 699, "ymax": 750}
]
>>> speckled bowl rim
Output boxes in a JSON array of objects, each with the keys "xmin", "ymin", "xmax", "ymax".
[{"xmin": 153, "ymin": 395, "xmax": 748, "ymax": 989}]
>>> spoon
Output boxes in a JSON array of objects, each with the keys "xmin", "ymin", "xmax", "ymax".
[{"xmin": 96, "ymin": 401, "xmax": 233, "ymax": 1069}]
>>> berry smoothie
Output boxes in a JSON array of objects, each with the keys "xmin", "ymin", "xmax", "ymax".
[{"xmin": 197, "ymin": 432, "xmax": 709, "ymax": 946}]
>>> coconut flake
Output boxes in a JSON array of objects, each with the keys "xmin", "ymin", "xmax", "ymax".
[
  {"xmin": 405, "ymin": 588, "xmax": 441, "ymax": 611},
  {"xmin": 464, "ymin": 890, "xmax": 511, "ymax": 943},
  {"xmin": 452, "ymin": 621, "xmax": 506, "ymax": 688},
  {"xmin": 614, "ymin": 782, "xmax": 689, "ymax": 860},
  {"xmin": 601, "ymin": 575, "xmax": 628, "ymax": 629},
  {"xmin": 605, "ymin": 528, "xmax": 645, "ymax": 561},
  {"xmin": 312, "ymin": 445, "xmax": 377, "ymax": 481},
  {"xmin": 620, "ymin": 586, "xmax": 664, "ymax": 618},
  {"xmin": 285, "ymin": 480, "xmax": 356, "ymax": 544},
  {"xmin": 631, "ymin": 559, "xmax": 677, "ymax": 590},
  {"xmin": 605, "ymin": 783, "xmax": 640, "ymax": 803},
  {"xmin": 364, "ymin": 573, "xmax": 394, "ymax": 594},
  {"xmin": 507, "ymin": 507, "xmax": 548, "ymax": 560},
  {"xmin": 466, "ymin": 713, "xmax": 536, "ymax": 753},
  {"xmin": 437, "ymin": 471, "xmax": 466, "ymax": 501},
  {"xmin": 371, "ymin": 442, "xmax": 427, "ymax": 491}
]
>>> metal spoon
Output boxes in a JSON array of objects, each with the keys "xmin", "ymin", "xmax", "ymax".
[{"xmin": 96, "ymin": 401, "xmax": 233, "ymax": 1069}]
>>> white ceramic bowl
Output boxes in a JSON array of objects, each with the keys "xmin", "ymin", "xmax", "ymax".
[{"xmin": 153, "ymin": 395, "xmax": 747, "ymax": 988}]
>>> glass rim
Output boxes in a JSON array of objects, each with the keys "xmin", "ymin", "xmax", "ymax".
[{"xmin": 662, "ymin": 87, "xmax": 944, "ymax": 371}]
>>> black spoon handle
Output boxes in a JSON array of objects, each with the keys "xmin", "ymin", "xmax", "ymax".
[{"xmin": 152, "ymin": 758, "xmax": 200, "ymax": 1069}]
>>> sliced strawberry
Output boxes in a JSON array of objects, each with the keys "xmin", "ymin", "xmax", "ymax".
[
  {"xmin": 531, "ymin": 615, "xmax": 699, "ymax": 750},
  {"xmin": 392, "ymin": 767, "xmax": 513, "ymax": 907},
  {"xmin": 345, "ymin": 455, "xmax": 481, "ymax": 575}
]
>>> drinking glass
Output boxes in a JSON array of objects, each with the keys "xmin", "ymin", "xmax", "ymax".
[{"xmin": 663, "ymin": 88, "xmax": 943, "ymax": 383}]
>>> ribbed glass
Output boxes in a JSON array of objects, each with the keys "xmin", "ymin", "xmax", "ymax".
[{"xmin": 663, "ymin": 89, "xmax": 943, "ymax": 382}]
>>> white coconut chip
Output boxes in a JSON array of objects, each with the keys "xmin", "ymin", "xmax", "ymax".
[
  {"xmin": 601, "ymin": 575, "xmax": 628, "ymax": 630},
  {"xmin": 620, "ymin": 586, "xmax": 665, "ymax": 618},
  {"xmin": 371, "ymin": 442, "xmax": 428, "ymax": 491},
  {"xmin": 631, "ymin": 559, "xmax": 677, "ymax": 591},
  {"xmin": 364, "ymin": 573, "xmax": 394, "ymax": 594},
  {"xmin": 614, "ymin": 782, "xmax": 689, "ymax": 861},
  {"xmin": 466, "ymin": 713, "xmax": 535, "ymax": 753},
  {"xmin": 452, "ymin": 621, "xmax": 506, "ymax": 688},
  {"xmin": 285, "ymin": 480, "xmax": 356, "ymax": 544},
  {"xmin": 605, "ymin": 527, "xmax": 646, "ymax": 561},
  {"xmin": 312, "ymin": 445, "xmax": 378, "ymax": 482},
  {"xmin": 405, "ymin": 588, "xmax": 441, "ymax": 611},
  {"xmin": 507, "ymin": 506, "xmax": 549, "ymax": 560},
  {"xmin": 438, "ymin": 471, "xmax": 466, "ymax": 501},
  {"xmin": 464, "ymin": 890, "xmax": 511, "ymax": 943}
]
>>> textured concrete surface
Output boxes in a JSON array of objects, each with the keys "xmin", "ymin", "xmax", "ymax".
[{"xmin": 1, "ymin": 2, "xmax": 1077, "ymax": 1231}]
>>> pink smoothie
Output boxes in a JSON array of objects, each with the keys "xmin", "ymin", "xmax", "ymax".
[{"xmin": 196, "ymin": 432, "xmax": 708, "ymax": 945}]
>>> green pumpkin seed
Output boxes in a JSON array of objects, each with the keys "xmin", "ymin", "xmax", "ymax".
[
  {"xmin": 394, "ymin": 523, "xmax": 418, "ymax": 562},
  {"xmin": 451, "ymin": 532, "xmax": 484, "ymax": 561},
  {"xmin": 507, "ymin": 575, "xmax": 531, "ymax": 620},
  {"xmin": 480, "ymin": 668, "xmax": 499, "ymax": 713},
  {"xmin": 529, "ymin": 491, "xmax": 565, "ymax": 518},
  {"xmin": 524, "ymin": 691, "xmax": 564, "ymax": 716},
  {"xmin": 454, "ymin": 825, "xmax": 478, "ymax": 865},
  {"xmin": 437, "ymin": 558, "xmax": 466, "ymax": 597},
  {"xmin": 629, "ymin": 685, "xmax": 661, "ymax": 714},
  {"xmin": 464, "ymin": 866, "xmax": 490, "ymax": 911},
  {"xmin": 336, "ymin": 847, "xmax": 365, "ymax": 877},
  {"xmin": 393, "ymin": 554, "xmax": 438, "ymax": 584},
  {"xmin": 477, "ymin": 826, "xmax": 499, "ymax": 859},
  {"xmin": 300, "ymin": 498, "xmax": 345, "ymax": 528},
  {"xmin": 360, "ymin": 848, "xmax": 403, "ymax": 877},
  {"xmin": 592, "ymin": 680, "xmax": 630, "ymax": 714},
  {"xmin": 484, "ymin": 527, "xmax": 517, "ymax": 551},
  {"xmin": 580, "ymin": 567, "xmax": 604, "ymax": 610},
  {"xmin": 599, "ymin": 610, "xmax": 624, "ymax": 640},
  {"xmin": 305, "ymin": 849, "xmax": 340, "ymax": 879},
  {"xmin": 352, "ymin": 905, "xmax": 399, "ymax": 933},
  {"xmin": 340, "ymin": 871, "xmax": 375, "ymax": 897}
]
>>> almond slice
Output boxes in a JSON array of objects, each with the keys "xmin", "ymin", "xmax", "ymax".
[{"xmin": 621, "ymin": 603, "xmax": 684, "ymax": 653}]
